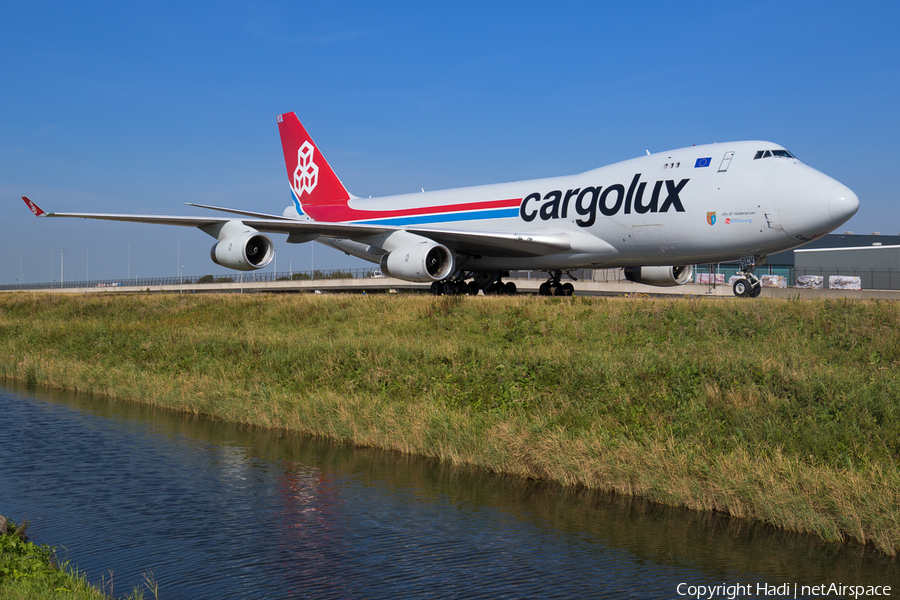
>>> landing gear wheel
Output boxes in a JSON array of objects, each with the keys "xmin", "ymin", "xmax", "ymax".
[
  {"xmin": 468, "ymin": 281, "xmax": 480, "ymax": 296},
  {"xmin": 734, "ymin": 255, "xmax": 765, "ymax": 299},
  {"xmin": 733, "ymin": 278, "xmax": 750, "ymax": 297},
  {"xmin": 539, "ymin": 282, "xmax": 550, "ymax": 296},
  {"xmin": 561, "ymin": 282, "xmax": 574, "ymax": 296},
  {"xmin": 431, "ymin": 281, "xmax": 442, "ymax": 296}
]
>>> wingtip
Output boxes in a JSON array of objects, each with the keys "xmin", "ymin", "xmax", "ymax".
[{"xmin": 22, "ymin": 196, "xmax": 47, "ymax": 216}]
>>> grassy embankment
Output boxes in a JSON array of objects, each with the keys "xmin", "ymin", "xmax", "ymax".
[
  {"xmin": 1, "ymin": 293, "xmax": 898, "ymax": 555},
  {"xmin": 0, "ymin": 518, "xmax": 152, "ymax": 599}
]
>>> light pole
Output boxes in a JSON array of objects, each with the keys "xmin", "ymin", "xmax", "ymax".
[
  {"xmin": 19, "ymin": 255, "xmax": 22, "ymax": 286},
  {"xmin": 177, "ymin": 238, "xmax": 181, "ymax": 280},
  {"xmin": 289, "ymin": 259, "xmax": 292, "ymax": 279},
  {"xmin": 60, "ymin": 249, "xmax": 65, "ymax": 287},
  {"xmin": 180, "ymin": 265, "xmax": 184, "ymax": 293},
  {"xmin": 86, "ymin": 248, "xmax": 89, "ymax": 282},
  {"xmin": 128, "ymin": 243, "xmax": 131, "ymax": 281}
]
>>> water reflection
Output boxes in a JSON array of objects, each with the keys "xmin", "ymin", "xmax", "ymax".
[{"xmin": 1, "ymin": 381, "xmax": 896, "ymax": 599}]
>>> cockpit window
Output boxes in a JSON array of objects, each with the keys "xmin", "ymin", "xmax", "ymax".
[{"xmin": 754, "ymin": 149, "xmax": 797, "ymax": 160}]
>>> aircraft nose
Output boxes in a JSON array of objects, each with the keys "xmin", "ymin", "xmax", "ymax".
[{"xmin": 829, "ymin": 183, "xmax": 859, "ymax": 226}]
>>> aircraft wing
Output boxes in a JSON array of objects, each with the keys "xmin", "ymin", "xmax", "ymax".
[
  {"xmin": 177, "ymin": 203, "xmax": 575, "ymax": 255},
  {"xmin": 177, "ymin": 202, "xmax": 580, "ymax": 255},
  {"xmin": 22, "ymin": 196, "xmax": 599, "ymax": 259},
  {"xmin": 22, "ymin": 195, "xmax": 395, "ymax": 235}
]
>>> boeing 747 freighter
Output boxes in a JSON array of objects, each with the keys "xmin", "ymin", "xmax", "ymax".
[{"xmin": 22, "ymin": 112, "xmax": 859, "ymax": 296}]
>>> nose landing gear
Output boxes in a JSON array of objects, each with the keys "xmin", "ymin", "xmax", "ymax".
[{"xmin": 732, "ymin": 256, "xmax": 763, "ymax": 297}]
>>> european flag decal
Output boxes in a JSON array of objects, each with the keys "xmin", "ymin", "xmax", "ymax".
[{"xmin": 695, "ymin": 157, "xmax": 712, "ymax": 168}]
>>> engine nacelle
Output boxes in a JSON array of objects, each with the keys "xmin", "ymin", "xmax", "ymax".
[
  {"xmin": 623, "ymin": 265, "xmax": 694, "ymax": 287},
  {"xmin": 379, "ymin": 242, "xmax": 454, "ymax": 282},
  {"xmin": 210, "ymin": 232, "xmax": 274, "ymax": 271}
]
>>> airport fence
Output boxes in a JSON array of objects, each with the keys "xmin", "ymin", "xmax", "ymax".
[
  {"xmin": 0, "ymin": 268, "xmax": 378, "ymax": 292},
  {"xmin": 3, "ymin": 266, "xmax": 899, "ymax": 292}
]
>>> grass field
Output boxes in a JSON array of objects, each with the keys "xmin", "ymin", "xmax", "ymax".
[{"xmin": 1, "ymin": 292, "xmax": 898, "ymax": 555}]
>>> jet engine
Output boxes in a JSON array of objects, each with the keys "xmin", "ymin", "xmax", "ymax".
[
  {"xmin": 623, "ymin": 265, "xmax": 694, "ymax": 287},
  {"xmin": 210, "ymin": 231, "xmax": 274, "ymax": 271},
  {"xmin": 379, "ymin": 242, "xmax": 454, "ymax": 282}
]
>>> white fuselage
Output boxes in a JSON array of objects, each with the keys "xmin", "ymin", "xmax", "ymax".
[{"xmin": 319, "ymin": 141, "xmax": 858, "ymax": 272}]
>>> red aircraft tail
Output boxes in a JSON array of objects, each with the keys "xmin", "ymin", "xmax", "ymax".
[{"xmin": 276, "ymin": 112, "xmax": 351, "ymax": 219}]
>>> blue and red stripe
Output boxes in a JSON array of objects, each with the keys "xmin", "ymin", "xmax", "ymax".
[{"xmin": 298, "ymin": 197, "xmax": 523, "ymax": 226}]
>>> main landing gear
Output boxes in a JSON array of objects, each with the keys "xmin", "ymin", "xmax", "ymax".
[
  {"xmin": 732, "ymin": 256, "xmax": 763, "ymax": 298},
  {"xmin": 430, "ymin": 279, "xmax": 467, "ymax": 296},
  {"xmin": 538, "ymin": 271, "xmax": 575, "ymax": 297},
  {"xmin": 428, "ymin": 270, "xmax": 579, "ymax": 297},
  {"xmin": 430, "ymin": 272, "xmax": 517, "ymax": 296}
]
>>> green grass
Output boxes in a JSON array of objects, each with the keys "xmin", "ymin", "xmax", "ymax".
[
  {"xmin": 0, "ymin": 519, "xmax": 151, "ymax": 600},
  {"xmin": 1, "ymin": 292, "xmax": 898, "ymax": 555}
]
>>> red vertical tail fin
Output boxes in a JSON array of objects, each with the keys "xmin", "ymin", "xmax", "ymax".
[{"xmin": 276, "ymin": 112, "xmax": 351, "ymax": 219}]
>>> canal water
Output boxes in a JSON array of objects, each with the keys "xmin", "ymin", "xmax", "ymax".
[{"xmin": 1, "ymin": 381, "xmax": 896, "ymax": 599}]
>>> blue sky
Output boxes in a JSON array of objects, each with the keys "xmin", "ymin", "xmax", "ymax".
[{"xmin": 2, "ymin": 1, "xmax": 898, "ymax": 284}]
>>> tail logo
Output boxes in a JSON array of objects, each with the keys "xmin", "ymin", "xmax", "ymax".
[{"xmin": 292, "ymin": 141, "xmax": 319, "ymax": 197}]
